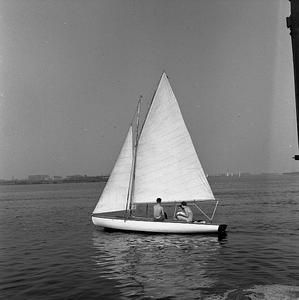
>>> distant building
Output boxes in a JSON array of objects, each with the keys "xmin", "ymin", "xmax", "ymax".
[
  {"xmin": 239, "ymin": 172, "xmax": 252, "ymax": 177},
  {"xmin": 65, "ymin": 175, "xmax": 83, "ymax": 180},
  {"xmin": 28, "ymin": 175, "xmax": 51, "ymax": 181}
]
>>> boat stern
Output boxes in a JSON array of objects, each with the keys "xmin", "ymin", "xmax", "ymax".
[{"xmin": 218, "ymin": 224, "xmax": 227, "ymax": 233}]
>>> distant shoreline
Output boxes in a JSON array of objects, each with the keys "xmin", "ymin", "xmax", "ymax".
[
  {"xmin": 1, "ymin": 172, "xmax": 299, "ymax": 186},
  {"xmin": 0, "ymin": 176, "xmax": 108, "ymax": 186}
]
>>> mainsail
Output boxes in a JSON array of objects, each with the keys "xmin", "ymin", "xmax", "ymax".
[
  {"xmin": 93, "ymin": 126, "xmax": 133, "ymax": 214},
  {"xmin": 133, "ymin": 73, "xmax": 215, "ymax": 204}
]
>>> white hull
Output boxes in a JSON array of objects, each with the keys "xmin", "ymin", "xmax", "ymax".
[{"xmin": 92, "ymin": 216, "xmax": 227, "ymax": 234}]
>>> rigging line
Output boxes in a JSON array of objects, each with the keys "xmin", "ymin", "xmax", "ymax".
[{"xmin": 193, "ymin": 201, "xmax": 218, "ymax": 221}]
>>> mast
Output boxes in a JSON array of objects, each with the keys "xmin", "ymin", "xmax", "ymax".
[
  {"xmin": 126, "ymin": 95, "xmax": 142, "ymax": 214},
  {"xmin": 287, "ymin": 0, "xmax": 299, "ymax": 160}
]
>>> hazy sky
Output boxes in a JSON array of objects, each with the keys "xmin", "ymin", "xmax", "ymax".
[{"xmin": 0, "ymin": 0, "xmax": 297, "ymax": 179}]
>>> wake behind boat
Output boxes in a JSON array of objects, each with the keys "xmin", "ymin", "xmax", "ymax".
[{"xmin": 92, "ymin": 72, "xmax": 227, "ymax": 234}]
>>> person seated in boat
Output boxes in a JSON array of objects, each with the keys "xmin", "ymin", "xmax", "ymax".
[
  {"xmin": 153, "ymin": 198, "xmax": 167, "ymax": 221},
  {"xmin": 176, "ymin": 201, "xmax": 193, "ymax": 223},
  {"xmin": 175, "ymin": 205, "xmax": 185, "ymax": 219}
]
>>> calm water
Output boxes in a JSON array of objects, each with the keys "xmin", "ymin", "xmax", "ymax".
[{"xmin": 1, "ymin": 176, "xmax": 299, "ymax": 300}]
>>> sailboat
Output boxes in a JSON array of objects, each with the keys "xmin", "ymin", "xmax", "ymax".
[{"xmin": 92, "ymin": 72, "xmax": 227, "ymax": 234}]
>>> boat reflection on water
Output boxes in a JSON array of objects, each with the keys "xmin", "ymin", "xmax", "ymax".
[{"xmin": 92, "ymin": 230, "xmax": 227, "ymax": 299}]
